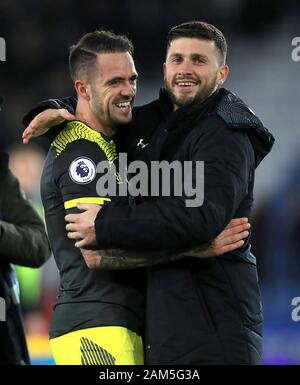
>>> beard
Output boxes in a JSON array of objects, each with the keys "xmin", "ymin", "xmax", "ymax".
[
  {"xmin": 91, "ymin": 86, "xmax": 133, "ymax": 129},
  {"xmin": 164, "ymin": 74, "xmax": 219, "ymax": 109},
  {"xmin": 90, "ymin": 89, "xmax": 118, "ymax": 130}
]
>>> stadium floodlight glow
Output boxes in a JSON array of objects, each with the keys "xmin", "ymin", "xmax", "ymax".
[
  {"xmin": 291, "ymin": 37, "xmax": 300, "ymax": 62},
  {"xmin": 0, "ymin": 297, "xmax": 6, "ymax": 321},
  {"xmin": 0, "ymin": 37, "xmax": 6, "ymax": 62}
]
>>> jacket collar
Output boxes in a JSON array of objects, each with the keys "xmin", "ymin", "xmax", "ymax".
[{"xmin": 158, "ymin": 87, "xmax": 220, "ymax": 131}]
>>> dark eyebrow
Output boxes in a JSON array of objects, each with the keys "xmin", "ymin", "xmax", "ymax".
[
  {"xmin": 130, "ymin": 74, "xmax": 138, "ymax": 80},
  {"xmin": 170, "ymin": 53, "xmax": 183, "ymax": 58},
  {"xmin": 105, "ymin": 76, "xmax": 124, "ymax": 85},
  {"xmin": 169, "ymin": 53, "xmax": 208, "ymax": 61},
  {"xmin": 191, "ymin": 53, "xmax": 208, "ymax": 61},
  {"xmin": 105, "ymin": 74, "xmax": 138, "ymax": 85}
]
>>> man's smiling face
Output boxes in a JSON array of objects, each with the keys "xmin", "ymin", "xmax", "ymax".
[{"xmin": 164, "ymin": 37, "xmax": 228, "ymax": 109}]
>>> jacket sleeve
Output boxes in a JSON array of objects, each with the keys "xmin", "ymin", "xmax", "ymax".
[
  {"xmin": 22, "ymin": 97, "xmax": 77, "ymax": 142},
  {"xmin": 0, "ymin": 170, "xmax": 51, "ymax": 267},
  {"xmin": 95, "ymin": 119, "xmax": 254, "ymax": 250}
]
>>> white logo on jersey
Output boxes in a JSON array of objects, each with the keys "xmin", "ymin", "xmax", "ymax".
[
  {"xmin": 137, "ymin": 138, "xmax": 149, "ymax": 148},
  {"xmin": 68, "ymin": 157, "xmax": 96, "ymax": 184}
]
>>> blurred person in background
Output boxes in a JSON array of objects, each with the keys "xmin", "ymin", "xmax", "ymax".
[
  {"xmin": 8, "ymin": 144, "xmax": 50, "ymax": 334},
  {"xmin": 8, "ymin": 144, "xmax": 60, "ymax": 362},
  {"xmin": 8, "ymin": 144, "xmax": 45, "ymax": 205},
  {"xmin": 0, "ymin": 96, "xmax": 51, "ymax": 364}
]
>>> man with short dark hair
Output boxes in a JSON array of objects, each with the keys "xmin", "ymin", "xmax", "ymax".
[
  {"xmin": 23, "ymin": 21, "xmax": 272, "ymax": 364},
  {"xmin": 164, "ymin": 21, "xmax": 228, "ymax": 107},
  {"xmin": 39, "ymin": 29, "xmax": 146, "ymax": 365},
  {"xmin": 167, "ymin": 21, "xmax": 227, "ymax": 62}
]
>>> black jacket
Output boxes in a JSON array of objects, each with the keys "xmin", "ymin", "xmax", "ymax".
[
  {"xmin": 23, "ymin": 88, "xmax": 274, "ymax": 364},
  {"xmin": 94, "ymin": 88, "xmax": 274, "ymax": 364},
  {"xmin": 0, "ymin": 152, "xmax": 51, "ymax": 364}
]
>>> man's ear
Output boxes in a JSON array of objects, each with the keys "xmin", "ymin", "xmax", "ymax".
[
  {"xmin": 163, "ymin": 62, "xmax": 167, "ymax": 82},
  {"xmin": 74, "ymin": 80, "xmax": 90, "ymax": 101},
  {"xmin": 218, "ymin": 65, "xmax": 229, "ymax": 86}
]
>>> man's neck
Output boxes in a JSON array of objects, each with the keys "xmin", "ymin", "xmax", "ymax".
[{"xmin": 75, "ymin": 106, "xmax": 116, "ymax": 138}]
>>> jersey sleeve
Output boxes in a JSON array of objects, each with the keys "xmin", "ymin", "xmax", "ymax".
[{"xmin": 52, "ymin": 139, "xmax": 112, "ymax": 214}]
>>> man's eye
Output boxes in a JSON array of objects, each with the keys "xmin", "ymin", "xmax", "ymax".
[
  {"xmin": 172, "ymin": 57, "xmax": 182, "ymax": 63},
  {"xmin": 194, "ymin": 58, "xmax": 205, "ymax": 64}
]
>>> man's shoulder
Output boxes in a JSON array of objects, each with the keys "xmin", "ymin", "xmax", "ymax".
[
  {"xmin": 133, "ymin": 98, "xmax": 161, "ymax": 117},
  {"xmin": 132, "ymin": 98, "xmax": 162, "ymax": 124},
  {"xmin": 51, "ymin": 121, "xmax": 117, "ymax": 161},
  {"xmin": 128, "ymin": 99, "xmax": 163, "ymax": 145},
  {"xmin": 212, "ymin": 88, "xmax": 264, "ymax": 130},
  {"xmin": 193, "ymin": 89, "xmax": 275, "ymax": 167}
]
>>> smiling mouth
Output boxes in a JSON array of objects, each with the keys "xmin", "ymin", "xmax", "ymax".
[
  {"xmin": 175, "ymin": 80, "xmax": 198, "ymax": 88},
  {"xmin": 115, "ymin": 101, "xmax": 131, "ymax": 110}
]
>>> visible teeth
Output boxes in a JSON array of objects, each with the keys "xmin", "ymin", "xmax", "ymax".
[
  {"xmin": 116, "ymin": 102, "xmax": 131, "ymax": 108},
  {"xmin": 177, "ymin": 82, "xmax": 195, "ymax": 86}
]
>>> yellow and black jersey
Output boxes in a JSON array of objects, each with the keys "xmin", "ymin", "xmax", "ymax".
[{"xmin": 41, "ymin": 120, "xmax": 145, "ymax": 339}]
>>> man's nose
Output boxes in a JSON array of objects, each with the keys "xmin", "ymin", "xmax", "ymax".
[
  {"xmin": 121, "ymin": 83, "xmax": 136, "ymax": 98},
  {"xmin": 177, "ymin": 60, "xmax": 193, "ymax": 76}
]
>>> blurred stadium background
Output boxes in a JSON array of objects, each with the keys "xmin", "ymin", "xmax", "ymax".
[{"xmin": 0, "ymin": 0, "xmax": 299, "ymax": 365}]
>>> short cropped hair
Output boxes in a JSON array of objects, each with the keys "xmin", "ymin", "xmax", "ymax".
[
  {"xmin": 69, "ymin": 30, "xmax": 134, "ymax": 81},
  {"xmin": 167, "ymin": 21, "xmax": 227, "ymax": 64}
]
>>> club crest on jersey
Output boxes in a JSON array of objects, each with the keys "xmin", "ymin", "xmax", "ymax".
[{"xmin": 69, "ymin": 157, "xmax": 96, "ymax": 184}]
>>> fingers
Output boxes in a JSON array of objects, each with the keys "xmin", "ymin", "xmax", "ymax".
[
  {"xmin": 75, "ymin": 239, "xmax": 88, "ymax": 248},
  {"xmin": 216, "ymin": 240, "xmax": 245, "ymax": 255},
  {"xmin": 76, "ymin": 203, "xmax": 100, "ymax": 211},
  {"xmin": 22, "ymin": 133, "xmax": 31, "ymax": 144},
  {"xmin": 22, "ymin": 108, "xmax": 73, "ymax": 144},
  {"xmin": 65, "ymin": 220, "xmax": 81, "ymax": 240},
  {"xmin": 66, "ymin": 220, "xmax": 82, "ymax": 241},
  {"xmin": 219, "ymin": 222, "xmax": 251, "ymax": 240},
  {"xmin": 22, "ymin": 122, "xmax": 39, "ymax": 144},
  {"xmin": 66, "ymin": 222, "xmax": 78, "ymax": 232},
  {"xmin": 67, "ymin": 231, "xmax": 81, "ymax": 240},
  {"xmin": 212, "ymin": 222, "xmax": 250, "ymax": 256},
  {"xmin": 60, "ymin": 109, "xmax": 76, "ymax": 121},
  {"xmin": 22, "ymin": 128, "xmax": 33, "ymax": 144},
  {"xmin": 23, "ymin": 109, "xmax": 53, "ymax": 137},
  {"xmin": 225, "ymin": 217, "xmax": 248, "ymax": 229},
  {"xmin": 208, "ymin": 218, "xmax": 250, "ymax": 257},
  {"xmin": 217, "ymin": 231, "xmax": 249, "ymax": 247},
  {"xmin": 65, "ymin": 213, "xmax": 78, "ymax": 223},
  {"xmin": 65, "ymin": 206, "xmax": 99, "ymax": 223}
]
